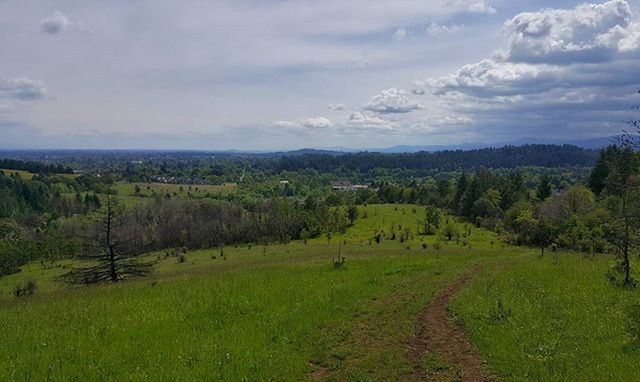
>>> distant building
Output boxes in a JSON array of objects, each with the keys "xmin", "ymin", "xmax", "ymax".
[{"xmin": 330, "ymin": 180, "xmax": 369, "ymax": 192}]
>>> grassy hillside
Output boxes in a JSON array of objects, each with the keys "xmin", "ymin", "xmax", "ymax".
[
  {"xmin": 1, "ymin": 204, "xmax": 637, "ymax": 380},
  {"xmin": 0, "ymin": 168, "xmax": 35, "ymax": 180},
  {"xmin": 0, "ymin": 205, "xmax": 505, "ymax": 381},
  {"xmin": 451, "ymin": 254, "xmax": 640, "ymax": 382}
]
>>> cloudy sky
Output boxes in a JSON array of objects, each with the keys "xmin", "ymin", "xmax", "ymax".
[{"xmin": 1, "ymin": 0, "xmax": 639, "ymax": 150}]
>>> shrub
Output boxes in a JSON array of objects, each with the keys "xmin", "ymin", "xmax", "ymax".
[
  {"xmin": 333, "ymin": 256, "xmax": 346, "ymax": 270},
  {"xmin": 13, "ymin": 280, "xmax": 37, "ymax": 297}
]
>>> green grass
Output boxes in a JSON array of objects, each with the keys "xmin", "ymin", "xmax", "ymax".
[
  {"xmin": 451, "ymin": 253, "xmax": 640, "ymax": 382},
  {"xmin": 0, "ymin": 253, "xmax": 490, "ymax": 381},
  {"xmin": 0, "ymin": 168, "xmax": 35, "ymax": 180},
  {"xmin": 5, "ymin": 204, "xmax": 638, "ymax": 380},
  {"xmin": 0, "ymin": 205, "xmax": 505, "ymax": 381}
]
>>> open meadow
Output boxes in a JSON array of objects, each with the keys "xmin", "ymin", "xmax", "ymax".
[{"xmin": 1, "ymin": 205, "xmax": 638, "ymax": 381}]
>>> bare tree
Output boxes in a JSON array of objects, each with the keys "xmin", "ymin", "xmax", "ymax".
[
  {"xmin": 603, "ymin": 148, "xmax": 640, "ymax": 288},
  {"xmin": 618, "ymin": 89, "xmax": 640, "ymax": 149},
  {"xmin": 61, "ymin": 196, "xmax": 154, "ymax": 284},
  {"xmin": 605, "ymin": 91, "xmax": 640, "ymax": 288}
]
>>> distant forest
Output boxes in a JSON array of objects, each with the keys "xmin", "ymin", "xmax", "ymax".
[
  {"xmin": 265, "ymin": 145, "xmax": 599, "ymax": 173},
  {"xmin": 0, "ymin": 144, "xmax": 598, "ymax": 175},
  {"xmin": 0, "ymin": 159, "xmax": 73, "ymax": 175}
]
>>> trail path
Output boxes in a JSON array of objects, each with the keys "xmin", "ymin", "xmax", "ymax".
[{"xmin": 408, "ymin": 268, "xmax": 492, "ymax": 381}]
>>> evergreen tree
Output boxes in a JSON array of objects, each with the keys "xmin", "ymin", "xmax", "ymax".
[
  {"xmin": 589, "ymin": 146, "xmax": 621, "ymax": 195},
  {"xmin": 452, "ymin": 172, "xmax": 468, "ymax": 213},
  {"xmin": 536, "ymin": 175, "xmax": 553, "ymax": 201}
]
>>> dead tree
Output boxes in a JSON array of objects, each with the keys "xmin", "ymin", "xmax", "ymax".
[
  {"xmin": 606, "ymin": 91, "xmax": 640, "ymax": 288},
  {"xmin": 61, "ymin": 196, "xmax": 155, "ymax": 284}
]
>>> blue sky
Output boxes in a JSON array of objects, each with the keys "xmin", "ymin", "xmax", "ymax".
[{"xmin": 1, "ymin": 0, "xmax": 639, "ymax": 150}]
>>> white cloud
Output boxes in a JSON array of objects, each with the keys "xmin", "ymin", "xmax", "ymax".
[
  {"xmin": 446, "ymin": 0, "xmax": 496, "ymax": 15},
  {"xmin": 274, "ymin": 120, "xmax": 296, "ymax": 128},
  {"xmin": 438, "ymin": 115, "xmax": 474, "ymax": 125},
  {"xmin": 300, "ymin": 117, "xmax": 333, "ymax": 129},
  {"xmin": 0, "ymin": 77, "xmax": 46, "ymax": 100},
  {"xmin": 503, "ymin": 0, "xmax": 636, "ymax": 64},
  {"xmin": 364, "ymin": 88, "xmax": 424, "ymax": 113},
  {"xmin": 40, "ymin": 11, "xmax": 74, "ymax": 34},
  {"xmin": 393, "ymin": 27, "xmax": 408, "ymax": 41},
  {"xmin": 428, "ymin": 59, "xmax": 564, "ymax": 97},
  {"xmin": 347, "ymin": 111, "xmax": 390, "ymax": 127},
  {"xmin": 413, "ymin": 0, "xmax": 640, "ymax": 139},
  {"xmin": 328, "ymin": 103, "xmax": 345, "ymax": 111},
  {"xmin": 426, "ymin": 23, "xmax": 465, "ymax": 36}
]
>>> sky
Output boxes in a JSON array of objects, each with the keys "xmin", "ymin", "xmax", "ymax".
[{"xmin": 1, "ymin": 0, "xmax": 640, "ymax": 150}]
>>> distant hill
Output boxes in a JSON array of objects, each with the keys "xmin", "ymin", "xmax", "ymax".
[
  {"xmin": 0, "ymin": 136, "xmax": 620, "ymax": 161},
  {"xmin": 334, "ymin": 136, "xmax": 620, "ymax": 154},
  {"xmin": 272, "ymin": 144, "xmax": 600, "ymax": 174}
]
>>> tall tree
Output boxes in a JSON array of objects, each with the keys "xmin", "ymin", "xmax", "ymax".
[
  {"xmin": 536, "ymin": 175, "xmax": 553, "ymax": 201},
  {"xmin": 603, "ymin": 147, "xmax": 640, "ymax": 288},
  {"xmin": 604, "ymin": 93, "xmax": 640, "ymax": 288},
  {"xmin": 452, "ymin": 172, "xmax": 468, "ymax": 214},
  {"xmin": 61, "ymin": 196, "xmax": 154, "ymax": 284},
  {"xmin": 588, "ymin": 145, "xmax": 622, "ymax": 195},
  {"xmin": 423, "ymin": 206, "xmax": 442, "ymax": 235}
]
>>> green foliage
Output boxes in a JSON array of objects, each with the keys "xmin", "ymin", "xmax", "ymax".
[
  {"xmin": 423, "ymin": 206, "xmax": 442, "ymax": 235},
  {"xmin": 12, "ymin": 280, "xmax": 36, "ymax": 297},
  {"xmin": 452, "ymin": 253, "xmax": 640, "ymax": 381},
  {"xmin": 0, "ymin": 205, "xmax": 499, "ymax": 380},
  {"xmin": 346, "ymin": 205, "xmax": 359, "ymax": 225},
  {"xmin": 440, "ymin": 220, "xmax": 461, "ymax": 241},
  {"xmin": 536, "ymin": 174, "xmax": 553, "ymax": 200},
  {"xmin": 589, "ymin": 145, "xmax": 622, "ymax": 195}
]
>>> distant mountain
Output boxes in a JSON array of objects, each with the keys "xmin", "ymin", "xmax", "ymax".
[
  {"xmin": 0, "ymin": 136, "xmax": 622, "ymax": 159},
  {"xmin": 327, "ymin": 136, "xmax": 620, "ymax": 154}
]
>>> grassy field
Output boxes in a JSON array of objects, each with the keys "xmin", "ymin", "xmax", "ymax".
[
  {"xmin": 1, "ymin": 169, "xmax": 79, "ymax": 180},
  {"xmin": 0, "ymin": 205, "xmax": 506, "ymax": 381},
  {"xmin": 112, "ymin": 182, "xmax": 237, "ymax": 198},
  {"xmin": 1, "ymin": 204, "xmax": 637, "ymax": 380},
  {"xmin": 451, "ymin": 253, "xmax": 640, "ymax": 381},
  {"xmin": 0, "ymin": 168, "xmax": 35, "ymax": 180}
]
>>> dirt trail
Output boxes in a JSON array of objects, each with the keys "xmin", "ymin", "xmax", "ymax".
[{"xmin": 408, "ymin": 268, "xmax": 492, "ymax": 381}]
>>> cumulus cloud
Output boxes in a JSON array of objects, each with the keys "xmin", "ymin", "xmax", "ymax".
[
  {"xmin": 274, "ymin": 120, "xmax": 296, "ymax": 128},
  {"xmin": 429, "ymin": 59, "xmax": 565, "ymax": 97},
  {"xmin": 364, "ymin": 88, "xmax": 424, "ymax": 114},
  {"xmin": 347, "ymin": 111, "xmax": 391, "ymax": 127},
  {"xmin": 426, "ymin": 23, "xmax": 465, "ymax": 36},
  {"xmin": 438, "ymin": 115, "xmax": 474, "ymax": 125},
  {"xmin": 446, "ymin": 0, "xmax": 496, "ymax": 15},
  {"xmin": 412, "ymin": 0, "xmax": 640, "ymax": 138},
  {"xmin": 503, "ymin": 0, "xmax": 638, "ymax": 64},
  {"xmin": 328, "ymin": 103, "xmax": 345, "ymax": 111},
  {"xmin": 300, "ymin": 117, "xmax": 333, "ymax": 129},
  {"xmin": 40, "ymin": 11, "xmax": 74, "ymax": 34},
  {"xmin": 0, "ymin": 77, "xmax": 46, "ymax": 100},
  {"xmin": 392, "ymin": 27, "xmax": 408, "ymax": 41}
]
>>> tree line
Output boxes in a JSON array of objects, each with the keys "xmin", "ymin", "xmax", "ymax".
[{"xmin": 0, "ymin": 159, "xmax": 74, "ymax": 175}]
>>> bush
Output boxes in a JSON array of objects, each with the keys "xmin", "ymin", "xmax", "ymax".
[
  {"xmin": 13, "ymin": 280, "xmax": 37, "ymax": 297},
  {"xmin": 333, "ymin": 256, "xmax": 346, "ymax": 270}
]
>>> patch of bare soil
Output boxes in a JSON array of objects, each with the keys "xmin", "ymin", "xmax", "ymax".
[{"xmin": 408, "ymin": 268, "xmax": 492, "ymax": 381}]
